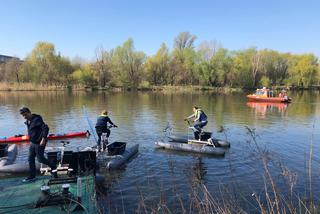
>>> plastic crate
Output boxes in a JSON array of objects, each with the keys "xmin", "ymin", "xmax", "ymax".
[
  {"xmin": 47, "ymin": 151, "xmax": 74, "ymax": 165},
  {"xmin": 200, "ymin": 132, "xmax": 212, "ymax": 141},
  {"xmin": 47, "ymin": 151, "xmax": 58, "ymax": 166},
  {"xmin": 0, "ymin": 144, "xmax": 8, "ymax": 157},
  {"xmin": 107, "ymin": 142, "xmax": 126, "ymax": 155}
]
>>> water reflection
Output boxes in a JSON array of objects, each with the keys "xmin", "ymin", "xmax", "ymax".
[
  {"xmin": 247, "ymin": 102, "xmax": 288, "ymax": 117},
  {"xmin": 0, "ymin": 90, "xmax": 320, "ymax": 212},
  {"xmin": 190, "ymin": 157, "xmax": 207, "ymax": 184}
]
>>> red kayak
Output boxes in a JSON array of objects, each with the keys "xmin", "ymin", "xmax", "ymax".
[{"xmin": 0, "ymin": 131, "xmax": 90, "ymax": 143}]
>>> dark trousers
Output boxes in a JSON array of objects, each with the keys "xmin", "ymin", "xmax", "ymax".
[
  {"xmin": 96, "ymin": 127, "xmax": 110, "ymax": 147},
  {"xmin": 28, "ymin": 143, "xmax": 56, "ymax": 177},
  {"xmin": 194, "ymin": 121, "xmax": 208, "ymax": 140}
]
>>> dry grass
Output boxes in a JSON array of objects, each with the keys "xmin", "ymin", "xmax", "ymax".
[
  {"xmin": 0, "ymin": 82, "xmax": 67, "ymax": 91},
  {"xmin": 148, "ymin": 85, "xmax": 242, "ymax": 93},
  {"xmin": 0, "ymin": 82, "xmax": 244, "ymax": 93},
  {"xmin": 95, "ymin": 127, "xmax": 319, "ymax": 214},
  {"xmin": 245, "ymin": 127, "xmax": 318, "ymax": 214}
]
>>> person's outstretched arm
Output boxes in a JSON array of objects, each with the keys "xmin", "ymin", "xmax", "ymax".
[
  {"xmin": 185, "ymin": 113, "xmax": 194, "ymax": 121},
  {"xmin": 106, "ymin": 117, "xmax": 117, "ymax": 127}
]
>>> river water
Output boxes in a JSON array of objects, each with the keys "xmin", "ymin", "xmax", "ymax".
[{"xmin": 0, "ymin": 91, "xmax": 319, "ymax": 213}]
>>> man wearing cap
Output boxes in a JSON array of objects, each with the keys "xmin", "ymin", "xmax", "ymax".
[{"xmin": 19, "ymin": 107, "xmax": 57, "ymax": 182}]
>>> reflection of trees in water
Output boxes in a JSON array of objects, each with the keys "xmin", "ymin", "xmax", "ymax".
[
  {"xmin": 95, "ymin": 168, "xmax": 127, "ymax": 213},
  {"xmin": 1, "ymin": 90, "xmax": 319, "ymax": 131},
  {"xmin": 184, "ymin": 157, "xmax": 207, "ymax": 185},
  {"xmin": 193, "ymin": 157, "xmax": 207, "ymax": 183}
]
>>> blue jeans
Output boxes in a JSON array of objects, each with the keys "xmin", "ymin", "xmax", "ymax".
[
  {"xmin": 28, "ymin": 143, "xmax": 56, "ymax": 177},
  {"xmin": 96, "ymin": 127, "xmax": 110, "ymax": 147},
  {"xmin": 194, "ymin": 121, "xmax": 208, "ymax": 139}
]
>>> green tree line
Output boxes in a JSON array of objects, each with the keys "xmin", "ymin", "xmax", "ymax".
[{"xmin": 1, "ymin": 32, "xmax": 319, "ymax": 89}]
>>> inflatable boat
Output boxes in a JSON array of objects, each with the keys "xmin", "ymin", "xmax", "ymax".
[
  {"xmin": 155, "ymin": 141, "xmax": 225, "ymax": 156},
  {"xmin": 83, "ymin": 142, "xmax": 139, "ymax": 170},
  {"xmin": 97, "ymin": 143, "xmax": 139, "ymax": 170},
  {"xmin": 0, "ymin": 162, "xmax": 41, "ymax": 173},
  {"xmin": 0, "ymin": 144, "xmax": 17, "ymax": 167},
  {"xmin": 167, "ymin": 135, "xmax": 230, "ymax": 148},
  {"xmin": 0, "ymin": 141, "xmax": 139, "ymax": 174},
  {"xmin": 167, "ymin": 129, "xmax": 230, "ymax": 148}
]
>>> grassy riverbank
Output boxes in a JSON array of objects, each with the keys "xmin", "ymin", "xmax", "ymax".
[
  {"xmin": 0, "ymin": 83, "xmax": 245, "ymax": 92},
  {"xmin": 0, "ymin": 82, "xmax": 66, "ymax": 91},
  {"xmin": 2, "ymin": 82, "xmax": 318, "ymax": 93}
]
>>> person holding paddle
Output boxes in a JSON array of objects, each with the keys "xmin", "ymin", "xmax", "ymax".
[{"xmin": 184, "ymin": 106, "xmax": 208, "ymax": 140}]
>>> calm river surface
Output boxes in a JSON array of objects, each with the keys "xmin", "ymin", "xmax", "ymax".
[{"xmin": 0, "ymin": 91, "xmax": 319, "ymax": 212}]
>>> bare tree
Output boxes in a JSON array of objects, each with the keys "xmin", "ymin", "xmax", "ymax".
[
  {"xmin": 174, "ymin": 32, "xmax": 197, "ymax": 50},
  {"xmin": 3, "ymin": 58, "xmax": 22, "ymax": 82},
  {"xmin": 197, "ymin": 40, "xmax": 222, "ymax": 61},
  {"xmin": 94, "ymin": 46, "xmax": 113, "ymax": 87},
  {"xmin": 251, "ymin": 51, "xmax": 263, "ymax": 87}
]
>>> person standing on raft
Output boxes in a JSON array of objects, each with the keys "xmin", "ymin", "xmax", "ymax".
[
  {"xmin": 184, "ymin": 106, "xmax": 208, "ymax": 140},
  {"xmin": 20, "ymin": 107, "xmax": 57, "ymax": 183},
  {"xmin": 95, "ymin": 110, "xmax": 118, "ymax": 151}
]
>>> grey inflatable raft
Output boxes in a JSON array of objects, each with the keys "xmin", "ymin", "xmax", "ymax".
[
  {"xmin": 168, "ymin": 135, "xmax": 230, "ymax": 148},
  {"xmin": 0, "ymin": 143, "xmax": 41, "ymax": 173},
  {"xmin": 0, "ymin": 162, "xmax": 41, "ymax": 173},
  {"xmin": 97, "ymin": 144, "xmax": 139, "ymax": 170},
  {"xmin": 0, "ymin": 144, "xmax": 18, "ymax": 167},
  {"xmin": 82, "ymin": 143, "xmax": 139, "ymax": 170},
  {"xmin": 155, "ymin": 141, "xmax": 225, "ymax": 156}
]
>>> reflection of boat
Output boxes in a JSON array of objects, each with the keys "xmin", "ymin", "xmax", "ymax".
[
  {"xmin": 247, "ymin": 102, "xmax": 288, "ymax": 109},
  {"xmin": 247, "ymin": 102, "xmax": 288, "ymax": 114},
  {"xmin": 247, "ymin": 88, "xmax": 292, "ymax": 103},
  {"xmin": 0, "ymin": 131, "xmax": 90, "ymax": 143}
]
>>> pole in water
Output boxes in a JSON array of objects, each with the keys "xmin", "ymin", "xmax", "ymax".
[{"xmin": 82, "ymin": 106, "xmax": 98, "ymax": 143}]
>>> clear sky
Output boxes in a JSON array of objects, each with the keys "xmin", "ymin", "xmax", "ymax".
[{"xmin": 0, "ymin": 0, "xmax": 319, "ymax": 60}]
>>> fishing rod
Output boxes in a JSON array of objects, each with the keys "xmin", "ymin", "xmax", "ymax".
[{"xmin": 82, "ymin": 106, "xmax": 98, "ymax": 143}]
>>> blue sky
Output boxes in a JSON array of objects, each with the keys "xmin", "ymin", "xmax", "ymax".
[{"xmin": 0, "ymin": 0, "xmax": 319, "ymax": 60}]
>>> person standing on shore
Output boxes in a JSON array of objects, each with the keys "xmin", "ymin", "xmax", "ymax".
[{"xmin": 20, "ymin": 107, "xmax": 57, "ymax": 182}]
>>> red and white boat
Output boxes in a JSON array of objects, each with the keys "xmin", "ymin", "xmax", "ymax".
[{"xmin": 247, "ymin": 88, "xmax": 292, "ymax": 103}]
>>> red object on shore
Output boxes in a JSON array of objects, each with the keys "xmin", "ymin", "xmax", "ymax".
[
  {"xmin": 247, "ymin": 95, "xmax": 292, "ymax": 103},
  {"xmin": 0, "ymin": 131, "xmax": 90, "ymax": 143}
]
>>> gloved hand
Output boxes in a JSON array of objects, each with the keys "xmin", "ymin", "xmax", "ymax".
[{"xmin": 113, "ymin": 125, "xmax": 118, "ymax": 128}]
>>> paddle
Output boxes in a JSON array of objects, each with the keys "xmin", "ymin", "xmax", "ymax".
[{"xmin": 82, "ymin": 106, "xmax": 98, "ymax": 143}]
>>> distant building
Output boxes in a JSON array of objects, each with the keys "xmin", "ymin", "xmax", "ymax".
[{"xmin": 0, "ymin": 54, "xmax": 20, "ymax": 64}]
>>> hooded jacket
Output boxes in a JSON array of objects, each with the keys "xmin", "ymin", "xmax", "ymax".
[{"xmin": 25, "ymin": 114, "xmax": 49, "ymax": 144}]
